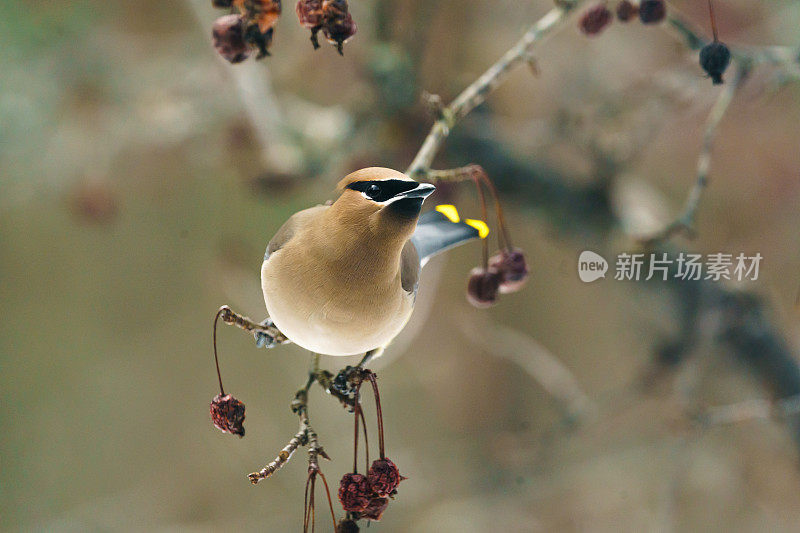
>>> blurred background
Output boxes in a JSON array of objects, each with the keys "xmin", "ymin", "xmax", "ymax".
[{"xmin": 2, "ymin": 0, "xmax": 800, "ymax": 531}]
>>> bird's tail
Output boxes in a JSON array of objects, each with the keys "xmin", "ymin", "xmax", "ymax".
[{"xmin": 411, "ymin": 205, "xmax": 488, "ymax": 266}]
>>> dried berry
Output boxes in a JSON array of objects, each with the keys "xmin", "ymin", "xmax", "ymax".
[
  {"xmin": 212, "ymin": 0, "xmax": 233, "ymax": 7},
  {"xmin": 336, "ymin": 519, "xmax": 360, "ymax": 533},
  {"xmin": 367, "ymin": 458, "xmax": 403, "ymax": 497},
  {"xmin": 210, "ymin": 393, "xmax": 246, "ymax": 437},
  {"xmin": 579, "ymin": 4, "xmax": 613, "ymax": 36},
  {"xmin": 699, "ymin": 42, "xmax": 731, "ymax": 85},
  {"xmin": 616, "ymin": 0, "xmax": 638, "ymax": 22},
  {"xmin": 212, "ymin": 15, "xmax": 251, "ymax": 64},
  {"xmin": 297, "ymin": 0, "xmax": 324, "ymax": 26},
  {"xmin": 338, "ymin": 473, "xmax": 371, "ymax": 513},
  {"xmin": 638, "ymin": 0, "xmax": 666, "ymax": 24},
  {"xmin": 489, "ymin": 248, "xmax": 529, "ymax": 294},
  {"xmin": 360, "ymin": 497, "xmax": 390, "ymax": 521},
  {"xmin": 322, "ymin": 0, "xmax": 357, "ymax": 54},
  {"xmin": 466, "ymin": 267, "xmax": 501, "ymax": 308},
  {"xmin": 244, "ymin": 0, "xmax": 282, "ymax": 33},
  {"xmin": 296, "ymin": 0, "xmax": 324, "ymax": 48}
]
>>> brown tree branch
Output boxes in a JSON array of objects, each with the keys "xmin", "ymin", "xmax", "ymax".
[{"xmin": 405, "ymin": 0, "xmax": 587, "ymax": 179}]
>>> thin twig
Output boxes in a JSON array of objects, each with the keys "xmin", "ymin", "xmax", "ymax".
[
  {"xmin": 405, "ymin": 0, "xmax": 586, "ymax": 179},
  {"xmin": 698, "ymin": 393, "xmax": 800, "ymax": 427},
  {"xmin": 665, "ymin": 8, "xmax": 800, "ymax": 65},
  {"xmin": 218, "ymin": 305, "xmax": 291, "ymax": 345},
  {"xmin": 248, "ymin": 376, "xmax": 316, "ymax": 484},
  {"xmin": 248, "ymin": 428, "xmax": 307, "ymax": 483},
  {"xmin": 640, "ymin": 64, "xmax": 749, "ymax": 246}
]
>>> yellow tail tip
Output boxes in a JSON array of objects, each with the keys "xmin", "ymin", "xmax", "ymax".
[
  {"xmin": 465, "ymin": 219, "xmax": 490, "ymax": 239},
  {"xmin": 435, "ymin": 204, "xmax": 460, "ymax": 223}
]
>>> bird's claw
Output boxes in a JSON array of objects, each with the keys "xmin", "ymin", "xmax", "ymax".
[
  {"xmin": 331, "ymin": 365, "xmax": 368, "ymax": 399},
  {"xmin": 253, "ymin": 318, "xmax": 279, "ymax": 349}
]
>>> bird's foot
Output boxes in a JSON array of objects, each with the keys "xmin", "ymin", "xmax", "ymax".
[
  {"xmin": 253, "ymin": 318, "xmax": 279, "ymax": 349},
  {"xmin": 331, "ymin": 365, "xmax": 370, "ymax": 399}
]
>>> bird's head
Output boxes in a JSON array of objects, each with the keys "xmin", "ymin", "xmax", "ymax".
[{"xmin": 333, "ymin": 167, "xmax": 436, "ymax": 239}]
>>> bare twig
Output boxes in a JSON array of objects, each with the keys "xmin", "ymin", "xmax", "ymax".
[
  {"xmin": 405, "ymin": 0, "xmax": 586, "ymax": 179},
  {"xmin": 248, "ymin": 428, "xmax": 307, "ymax": 483},
  {"xmin": 665, "ymin": 9, "xmax": 800, "ymax": 65},
  {"xmin": 697, "ymin": 393, "xmax": 800, "ymax": 427},
  {"xmin": 218, "ymin": 305, "xmax": 291, "ymax": 345},
  {"xmin": 640, "ymin": 64, "xmax": 748, "ymax": 246}
]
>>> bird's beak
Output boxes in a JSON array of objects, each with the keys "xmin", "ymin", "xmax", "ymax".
[{"xmin": 398, "ymin": 182, "xmax": 436, "ymax": 200}]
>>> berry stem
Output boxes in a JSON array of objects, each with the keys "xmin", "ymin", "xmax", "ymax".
[
  {"xmin": 707, "ymin": 0, "xmax": 719, "ymax": 42},
  {"xmin": 359, "ymin": 406, "xmax": 370, "ymax": 471},
  {"xmin": 353, "ymin": 384, "xmax": 361, "ymax": 473},
  {"xmin": 472, "ymin": 166, "xmax": 514, "ymax": 252},
  {"xmin": 212, "ymin": 307, "xmax": 228, "ymax": 396},
  {"xmin": 318, "ymin": 471, "xmax": 337, "ymax": 531},
  {"xmin": 365, "ymin": 372, "xmax": 386, "ymax": 459},
  {"xmin": 473, "ymin": 174, "xmax": 490, "ymax": 269}
]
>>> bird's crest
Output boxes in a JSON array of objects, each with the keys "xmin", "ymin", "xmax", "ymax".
[{"xmin": 337, "ymin": 167, "xmax": 414, "ymax": 190}]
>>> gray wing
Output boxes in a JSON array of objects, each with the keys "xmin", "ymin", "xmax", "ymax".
[
  {"xmin": 410, "ymin": 210, "xmax": 481, "ymax": 266},
  {"xmin": 400, "ymin": 240, "xmax": 420, "ymax": 294},
  {"xmin": 264, "ymin": 204, "xmax": 328, "ymax": 261},
  {"xmin": 400, "ymin": 210, "xmax": 481, "ymax": 295}
]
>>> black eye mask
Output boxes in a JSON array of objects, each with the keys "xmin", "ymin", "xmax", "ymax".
[{"xmin": 346, "ymin": 179, "xmax": 419, "ymax": 203}]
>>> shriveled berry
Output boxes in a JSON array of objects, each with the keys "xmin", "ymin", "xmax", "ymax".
[
  {"xmin": 616, "ymin": 0, "xmax": 638, "ymax": 22},
  {"xmin": 367, "ymin": 458, "xmax": 403, "ymax": 497},
  {"xmin": 296, "ymin": 0, "xmax": 324, "ymax": 48},
  {"xmin": 321, "ymin": 0, "xmax": 356, "ymax": 54},
  {"xmin": 296, "ymin": 0, "xmax": 324, "ymax": 27},
  {"xmin": 338, "ymin": 473, "xmax": 371, "ymax": 513},
  {"xmin": 699, "ymin": 41, "xmax": 731, "ymax": 85},
  {"xmin": 489, "ymin": 248, "xmax": 529, "ymax": 294},
  {"xmin": 210, "ymin": 393, "xmax": 246, "ymax": 437},
  {"xmin": 212, "ymin": 15, "xmax": 251, "ymax": 64},
  {"xmin": 639, "ymin": 0, "xmax": 666, "ymax": 24},
  {"xmin": 246, "ymin": 0, "xmax": 282, "ymax": 33},
  {"xmin": 466, "ymin": 267, "xmax": 500, "ymax": 308},
  {"xmin": 336, "ymin": 519, "xmax": 360, "ymax": 533},
  {"xmin": 322, "ymin": 12, "xmax": 356, "ymax": 54},
  {"xmin": 360, "ymin": 497, "xmax": 389, "ymax": 521},
  {"xmin": 579, "ymin": 4, "xmax": 613, "ymax": 36}
]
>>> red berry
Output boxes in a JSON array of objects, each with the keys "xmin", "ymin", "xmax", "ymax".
[
  {"xmin": 367, "ymin": 458, "xmax": 403, "ymax": 497},
  {"xmin": 322, "ymin": 12, "xmax": 357, "ymax": 53},
  {"xmin": 321, "ymin": 0, "xmax": 356, "ymax": 54},
  {"xmin": 210, "ymin": 393, "xmax": 246, "ymax": 437},
  {"xmin": 466, "ymin": 267, "xmax": 501, "ymax": 308},
  {"xmin": 615, "ymin": 0, "xmax": 638, "ymax": 22},
  {"xmin": 579, "ymin": 4, "xmax": 613, "ymax": 36},
  {"xmin": 296, "ymin": 0, "xmax": 324, "ymax": 27},
  {"xmin": 360, "ymin": 497, "xmax": 389, "ymax": 521},
  {"xmin": 639, "ymin": 0, "xmax": 666, "ymax": 24},
  {"xmin": 212, "ymin": 15, "xmax": 251, "ymax": 64},
  {"xmin": 338, "ymin": 473, "xmax": 371, "ymax": 513},
  {"xmin": 489, "ymin": 248, "xmax": 529, "ymax": 294}
]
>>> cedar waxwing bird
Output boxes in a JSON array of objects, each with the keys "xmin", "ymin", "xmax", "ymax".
[{"xmin": 259, "ymin": 167, "xmax": 481, "ymax": 357}]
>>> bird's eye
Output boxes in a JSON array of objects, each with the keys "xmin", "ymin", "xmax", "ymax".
[{"xmin": 366, "ymin": 183, "xmax": 381, "ymax": 199}]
